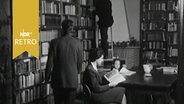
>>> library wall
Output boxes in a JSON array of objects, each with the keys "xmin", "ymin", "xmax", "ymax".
[
  {"xmin": 124, "ymin": 0, "xmax": 140, "ymax": 41},
  {"xmin": 111, "ymin": 0, "xmax": 140, "ymax": 42},
  {"xmin": 111, "ymin": 0, "xmax": 129, "ymax": 42}
]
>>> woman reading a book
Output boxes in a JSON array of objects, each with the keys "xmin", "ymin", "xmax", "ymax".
[{"xmin": 83, "ymin": 48, "xmax": 126, "ymax": 104}]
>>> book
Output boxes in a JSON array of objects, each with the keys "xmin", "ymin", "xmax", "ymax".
[
  {"xmin": 104, "ymin": 69, "xmax": 125, "ymax": 84},
  {"xmin": 119, "ymin": 67, "xmax": 136, "ymax": 76}
]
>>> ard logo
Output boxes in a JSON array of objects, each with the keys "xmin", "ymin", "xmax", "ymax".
[{"xmin": 20, "ymin": 29, "xmax": 32, "ymax": 38}]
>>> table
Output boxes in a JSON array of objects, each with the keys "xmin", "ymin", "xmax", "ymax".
[{"xmin": 118, "ymin": 71, "xmax": 177, "ymax": 104}]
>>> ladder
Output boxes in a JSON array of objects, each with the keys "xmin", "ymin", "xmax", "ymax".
[{"xmin": 96, "ymin": 26, "xmax": 114, "ymax": 60}]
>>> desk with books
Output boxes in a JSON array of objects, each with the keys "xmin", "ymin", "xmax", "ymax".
[{"xmin": 118, "ymin": 70, "xmax": 177, "ymax": 104}]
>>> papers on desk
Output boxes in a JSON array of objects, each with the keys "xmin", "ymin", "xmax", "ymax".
[
  {"xmin": 104, "ymin": 70, "xmax": 126, "ymax": 84},
  {"xmin": 160, "ymin": 66, "xmax": 178, "ymax": 74},
  {"xmin": 119, "ymin": 67, "xmax": 136, "ymax": 76}
]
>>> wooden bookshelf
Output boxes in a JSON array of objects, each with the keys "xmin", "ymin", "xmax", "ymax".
[
  {"xmin": 13, "ymin": 52, "xmax": 52, "ymax": 104},
  {"xmin": 140, "ymin": 0, "xmax": 179, "ymax": 67}
]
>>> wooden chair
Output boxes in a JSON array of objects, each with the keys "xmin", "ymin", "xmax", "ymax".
[{"xmin": 83, "ymin": 84, "xmax": 93, "ymax": 104}]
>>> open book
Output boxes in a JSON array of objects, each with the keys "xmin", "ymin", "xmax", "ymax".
[
  {"xmin": 119, "ymin": 67, "xmax": 136, "ymax": 76},
  {"xmin": 104, "ymin": 69, "xmax": 125, "ymax": 84}
]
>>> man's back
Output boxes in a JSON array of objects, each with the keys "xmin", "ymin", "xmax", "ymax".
[
  {"xmin": 45, "ymin": 19, "xmax": 83, "ymax": 104},
  {"xmin": 49, "ymin": 35, "xmax": 83, "ymax": 88}
]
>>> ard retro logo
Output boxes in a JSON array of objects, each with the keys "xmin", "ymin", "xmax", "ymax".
[{"xmin": 13, "ymin": 0, "xmax": 39, "ymax": 59}]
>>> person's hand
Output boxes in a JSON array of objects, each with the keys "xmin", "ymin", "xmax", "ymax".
[{"xmin": 108, "ymin": 82, "xmax": 117, "ymax": 87}]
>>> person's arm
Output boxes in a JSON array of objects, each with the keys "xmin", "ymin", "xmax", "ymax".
[
  {"xmin": 88, "ymin": 68, "xmax": 110, "ymax": 93},
  {"xmin": 77, "ymin": 41, "xmax": 83, "ymax": 74},
  {"xmin": 45, "ymin": 41, "xmax": 54, "ymax": 82}
]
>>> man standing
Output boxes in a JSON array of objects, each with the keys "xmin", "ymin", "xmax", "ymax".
[
  {"xmin": 45, "ymin": 19, "xmax": 83, "ymax": 104},
  {"xmin": 94, "ymin": 0, "xmax": 114, "ymax": 58}
]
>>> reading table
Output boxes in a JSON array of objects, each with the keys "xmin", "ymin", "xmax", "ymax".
[{"xmin": 118, "ymin": 70, "xmax": 177, "ymax": 104}]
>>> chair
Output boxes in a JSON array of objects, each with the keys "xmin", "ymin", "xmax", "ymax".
[
  {"xmin": 83, "ymin": 84, "xmax": 118, "ymax": 104},
  {"xmin": 83, "ymin": 84, "xmax": 93, "ymax": 104}
]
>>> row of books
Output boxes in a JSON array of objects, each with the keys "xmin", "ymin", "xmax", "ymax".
[
  {"xmin": 83, "ymin": 51, "xmax": 89, "ymax": 61},
  {"xmin": 62, "ymin": 11, "xmax": 92, "ymax": 27},
  {"xmin": 40, "ymin": 30, "xmax": 58, "ymax": 42},
  {"xmin": 143, "ymin": 12, "xmax": 166, "ymax": 20},
  {"xmin": 168, "ymin": 47, "xmax": 178, "ymax": 57},
  {"xmin": 142, "ymin": 32, "xmax": 165, "ymax": 41},
  {"xmin": 41, "ymin": 15, "xmax": 61, "ymax": 26},
  {"xmin": 78, "ymin": 17, "xmax": 93, "ymax": 27},
  {"xmin": 143, "ymin": 51, "xmax": 165, "ymax": 60},
  {"xmin": 77, "ymin": 29, "xmax": 94, "ymax": 40},
  {"xmin": 14, "ymin": 58, "xmax": 40, "ymax": 74},
  {"xmin": 16, "ymin": 71, "xmax": 45, "ymax": 89},
  {"xmin": 167, "ymin": 0, "xmax": 178, "ymax": 11},
  {"xmin": 15, "ymin": 84, "xmax": 52, "ymax": 104},
  {"xmin": 143, "ymin": 41, "xmax": 165, "ymax": 49},
  {"xmin": 141, "ymin": 22, "xmax": 166, "ymax": 30},
  {"xmin": 64, "ymin": 5, "xmax": 76, "ymax": 15},
  {"xmin": 143, "ymin": 2, "xmax": 166, "ymax": 11},
  {"xmin": 168, "ymin": 13, "xmax": 177, "ymax": 21},
  {"xmin": 168, "ymin": 22, "xmax": 177, "ymax": 31},
  {"xmin": 83, "ymin": 40, "xmax": 92, "ymax": 50},
  {"xmin": 141, "ymin": 22, "xmax": 177, "ymax": 32},
  {"xmin": 41, "ymin": 0, "xmax": 61, "ymax": 14},
  {"xmin": 80, "ymin": 0, "xmax": 87, "ymax": 5},
  {"xmin": 168, "ymin": 33, "xmax": 177, "ymax": 44}
]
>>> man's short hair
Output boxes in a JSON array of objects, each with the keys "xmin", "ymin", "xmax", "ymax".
[
  {"xmin": 89, "ymin": 48, "xmax": 104, "ymax": 62},
  {"xmin": 62, "ymin": 19, "xmax": 73, "ymax": 32}
]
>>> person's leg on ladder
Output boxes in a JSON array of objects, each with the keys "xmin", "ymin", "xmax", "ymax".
[{"xmin": 100, "ymin": 27, "xmax": 109, "ymax": 58}]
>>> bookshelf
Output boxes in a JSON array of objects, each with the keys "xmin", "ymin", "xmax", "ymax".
[
  {"xmin": 12, "ymin": 0, "xmax": 95, "ymax": 104},
  {"xmin": 77, "ymin": 0, "xmax": 95, "ymax": 72},
  {"xmin": 39, "ymin": 0, "xmax": 61, "ymax": 103},
  {"xmin": 13, "ymin": 53, "xmax": 53, "ymax": 104},
  {"xmin": 140, "ymin": 0, "xmax": 179, "ymax": 67},
  {"xmin": 167, "ymin": 0, "xmax": 179, "ymax": 66},
  {"xmin": 12, "ymin": 0, "xmax": 60, "ymax": 103}
]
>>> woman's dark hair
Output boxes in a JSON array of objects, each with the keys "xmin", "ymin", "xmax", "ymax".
[
  {"xmin": 61, "ymin": 19, "xmax": 73, "ymax": 34},
  {"xmin": 112, "ymin": 58, "xmax": 122, "ymax": 70},
  {"xmin": 89, "ymin": 48, "xmax": 104, "ymax": 62}
]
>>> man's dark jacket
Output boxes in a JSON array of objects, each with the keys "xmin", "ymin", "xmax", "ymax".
[{"xmin": 46, "ymin": 35, "xmax": 83, "ymax": 88}]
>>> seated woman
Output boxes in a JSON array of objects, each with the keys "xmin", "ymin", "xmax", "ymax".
[
  {"xmin": 111, "ymin": 58, "xmax": 122, "ymax": 72},
  {"xmin": 83, "ymin": 48, "xmax": 126, "ymax": 104},
  {"xmin": 112, "ymin": 58, "xmax": 127, "ymax": 73}
]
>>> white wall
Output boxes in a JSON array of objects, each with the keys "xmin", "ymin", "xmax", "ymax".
[
  {"xmin": 111, "ymin": 0, "xmax": 140, "ymax": 41},
  {"xmin": 111, "ymin": 0, "xmax": 130, "ymax": 42},
  {"xmin": 125, "ymin": 0, "xmax": 140, "ymax": 41}
]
